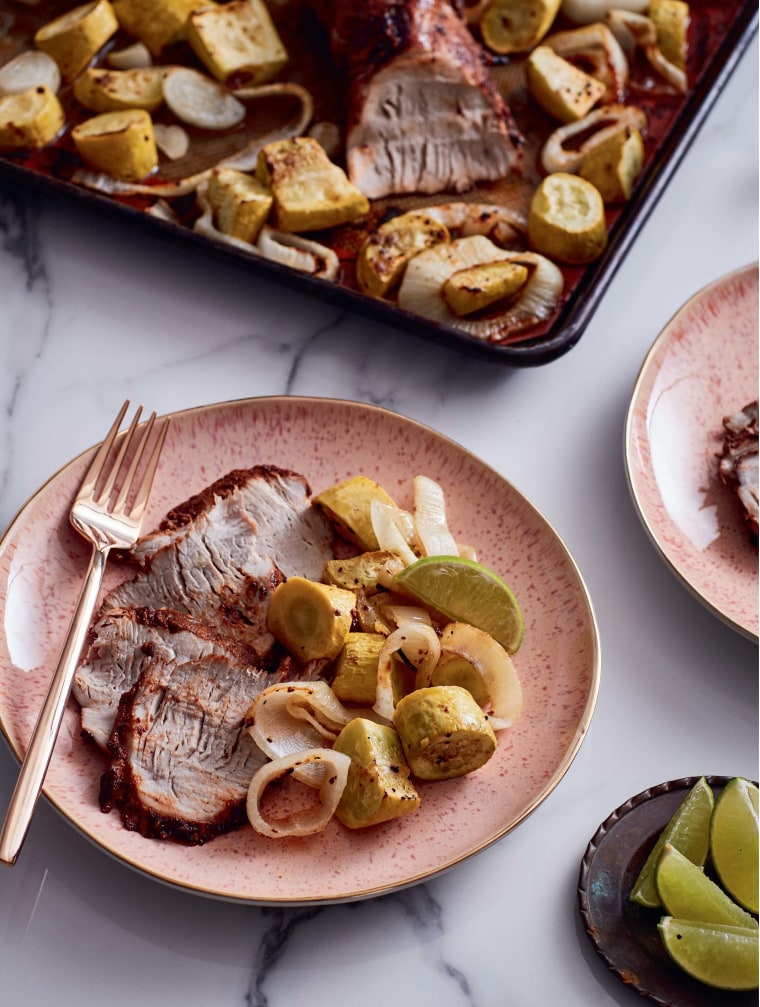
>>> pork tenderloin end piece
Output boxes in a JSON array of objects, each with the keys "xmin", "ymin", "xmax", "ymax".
[{"xmin": 332, "ymin": 0, "xmax": 523, "ymax": 198}]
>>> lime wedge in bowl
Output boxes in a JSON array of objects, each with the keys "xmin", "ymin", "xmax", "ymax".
[
  {"xmin": 393, "ymin": 555, "xmax": 524, "ymax": 653},
  {"xmin": 658, "ymin": 917, "xmax": 759, "ymax": 991},
  {"xmin": 630, "ymin": 775, "xmax": 714, "ymax": 908},
  {"xmin": 710, "ymin": 777, "xmax": 759, "ymax": 915},
  {"xmin": 655, "ymin": 843, "xmax": 758, "ymax": 928}
]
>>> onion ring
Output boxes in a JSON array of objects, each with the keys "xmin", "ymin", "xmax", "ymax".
[
  {"xmin": 246, "ymin": 681, "xmax": 353, "ymax": 765},
  {"xmin": 437, "ymin": 622, "xmax": 523, "ymax": 730},
  {"xmin": 541, "ymin": 103, "xmax": 647, "ymax": 174},
  {"xmin": 246, "ymin": 748, "xmax": 351, "ymax": 838}
]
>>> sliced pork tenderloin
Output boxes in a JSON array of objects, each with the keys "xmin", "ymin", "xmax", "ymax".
[
  {"xmin": 100, "ymin": 644, "xmax": 279, "ymax": 844},
  {"xmin": 95, "ymin": 466, "xmax": 335, "ymax": 664}
]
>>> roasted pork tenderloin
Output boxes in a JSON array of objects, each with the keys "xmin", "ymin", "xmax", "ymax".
[
  {"xmin": 718, "ymin": 400, "xmax": 759, "ymax": 541},
  {"xmin": 326, "ymin": 0, "xmax": 523, "ymax": 198}
]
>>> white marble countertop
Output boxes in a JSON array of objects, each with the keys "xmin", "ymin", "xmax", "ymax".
[{"xmin": 0, "ymin": 34, "xmax": 757, "ymax": 1007}]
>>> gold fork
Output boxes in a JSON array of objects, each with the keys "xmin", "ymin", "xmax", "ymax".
[{"xmin": 0, "ymin": 401, "xmax": 169, "ymax": 866}]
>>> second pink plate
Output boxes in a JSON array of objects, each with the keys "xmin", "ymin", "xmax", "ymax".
[{"xmin": 625, "ymin": 264, "xmax": 759, "ymax": 641}]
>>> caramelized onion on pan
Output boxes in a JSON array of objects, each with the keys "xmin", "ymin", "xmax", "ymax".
[
  {"xmin": 398, "ymin": 236, "xmax": 563, "ymax": 342},
  {"xmin": 424, "ymin": 202, "xmax": 527, "ymax": 246},
  {"xmin": 541, "ymin": 103, "xmax": 647, "ymax": 174}
]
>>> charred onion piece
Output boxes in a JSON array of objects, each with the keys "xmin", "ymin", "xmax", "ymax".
[
  {"xmin": 194, "ymin": 184, "xmax": 339, "ymax": 280},
  {"xmin": 541, "ymin": 103, "xmax": 647, "ymax": 174},
  {"xmin": 543, "ymin": 22, "xmax": 629, "ymax": 103},
  {"xmin": 606, "ymin": 9, "xmax": 687, "ymax": 92},
  {"xmin": 424, "ymin": 202, "xmax": 527, "ymax": 245},
  {"xmin": 398, "ymin": 236, "xmax": 563, "ymax": 342}
]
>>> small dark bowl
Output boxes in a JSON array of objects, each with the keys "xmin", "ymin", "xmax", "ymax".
[{"xmin": 578, "ymin": 776, "xmax": 758, "ymax": 1007}]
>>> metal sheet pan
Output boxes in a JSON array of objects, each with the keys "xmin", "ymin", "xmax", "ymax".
[{"xmin": 0, "ymin": 1, "xmax": 756, "ymax": 366}]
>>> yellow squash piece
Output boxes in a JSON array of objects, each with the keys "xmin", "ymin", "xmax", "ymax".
[
  {"xmin": 256, "ymin": 136, "xmax": 370, "ymax": 232},
  {"xmin": 0, "ymin": 85, "xmax": 65, "ymax": 150},
  {"xmin": 313, "ymin": 476, "xmax": 399, "ymax": 551},
  {"xmin": 331, "ymin": 632, "xmax": 412, "ymax": 706},
  {"xmin": 579, "ymin": 125, "xmax": 645, "ymax": 203},
  {"xmin": 206, "ymin": 168, "xmax": 273, "ymax": 243},
  {"xmin": 113, "ymin": 0, "xmax": 200, "ymax": 56},
  {"xmin": 356, "ymin": 211, "xmax": 449, "ymax": 298},
  {"xmin": 187, "ymin": 0, "xmax": 288, "ymax": 86},
  {"xmin": 322, "ymin": 550, "xmax": 404, "ymax": 591},
  {"xmin": 73, "ymin": 67, "xmax": 166, "ymax": 113},
  {"xmin": 34, "ymin": 0, "xmax": 118, "ymax": 82},
  {"xmin": 71, "ymin": 108, "xmax": 158, "ymax": 182},
  {"xmin": 266, "ymin": 576, "xmax": 356, "ymax": 663},
  {"xmin": 478, "ymin": 0, "xmax": 561, "ymax": 55},
  {"xmin": 443, "ymin": 260, "xmax": 529, "ymax": 317},
  {"xmin": 333, "ymin": 718, "xmax": 421, "ymax": 829},
  {"xmin": 650, "ymin": 0, "xmax": 690, "ymax": 71},
  {"xmin": 526, "ymin": 45, "xmax": 606, "ymax": 123},
  {"xmin": 393, "ymin": 685, "xmax": 497, "ymax": 781},
  {"xmin": 528, "ymin": 172, "xmax": 607, "ymax": 264}
]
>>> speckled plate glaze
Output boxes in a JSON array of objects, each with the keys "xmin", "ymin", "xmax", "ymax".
[
  {"xmin": 578, "ymin": 776, "xmax": 758, "ymax": 1007},
  {"xmin": 0, "ymin": 397, "xmax": 599, "ymax": 905},
  {"xmin": 625, "ymin": 264, "xmax": 759, "ymax": 642}
]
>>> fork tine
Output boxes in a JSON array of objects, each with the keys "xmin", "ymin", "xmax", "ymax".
[
  {"xmin": 128, "ymin": 416, "xmax": 170, "ymax": 521},
  {"xmin": 78, "ymin": 400, "xmax": 130, "ymax": 500},
  {"xmin": 97, "ymin": 406, "xmax": 143, "ymax": 506},
  {"xmin": 112, "ymin": 410, "xmax": 154, "ymax": 513}
]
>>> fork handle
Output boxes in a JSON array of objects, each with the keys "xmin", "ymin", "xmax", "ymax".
[{"xmin": 0, "ymin": 545, "xmax": 108, "ymax": 866}]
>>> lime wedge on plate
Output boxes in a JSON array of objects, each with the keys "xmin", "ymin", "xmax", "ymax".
[
  {"xmin": 630, "ymin": 777, "xmax": 714, "ymax": 908},
  {"xmin": 658, "ymin": 917, "xmax": 759, "ymax": 991},
  {"xmin": 654, "ymin": 843, "xmax": 757, "ymax": 928},
  {"xmin": 710, "ymin": 778, "xmax": 759, "ymax": 914},
  {"xmin": 393, "ymin": 555, "xmax": 524, "ymax": 653}
]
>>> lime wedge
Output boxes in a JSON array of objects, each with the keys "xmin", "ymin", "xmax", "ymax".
[
  {"xmin": 655, "ymin": 843, "xmax": 757, "ymax": 928},
  {"xmin": 393, "ymin": 555, "xmax": 524, "ymax": 653},
  {"xmin": 658, "ymin": 917, "xmax": 759, "ymax": 991},
  {"xmin": 710, "ymin": 778, "xmax": 759, "ymax": 915},
  {"xmin": 630, "ymin": 777, "xmax": 714, "ymax": 908}
]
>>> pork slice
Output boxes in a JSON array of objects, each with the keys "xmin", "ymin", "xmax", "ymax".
[
  {"xmin": 74, "ymin": 607, "xmax": 279, "ymax": 749},
  {"xmin": 100, "ymin": 646, "xmax": 277, "ymax": 844},
  {"xmin": 719, "ymin": 400, "xmax": 759, "ymax": 541},
  {"xmin": 97, "ymin": 466, "xmax": 335, "ymax": 661},
  {"xmin": 329, "ymin": 0, "xmax": 523, "ymax": 198}
]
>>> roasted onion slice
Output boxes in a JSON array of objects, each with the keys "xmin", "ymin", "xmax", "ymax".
[
  {"xmin": 413, "ymin": 475, "xmax": 459, "ymax": 557},
  {"xmin": 398, "ymin": 236, "xmax": 563, "ymax": 343},
  {"xmin": 255, "ymin": 226, "xmax": 340, "ymax": 281},
  {"xmin": 246, "ymin": 681, "xmax": 353, "ymax": 764},
  {"xmin": 246, "ymin": 748, "xmax": 351, "ymax": 838},
  {"xmin": 543, "ymin": 22, "xmax": 629, "ymax": 103},
  {"xmin": 435, "ymin": 622, "xmax": 523, "ymax": 731},
  {"xmin": 424, "ymin": 202, "xmax": 527, "ymax": 247},
  {"xmin": 0, "ymin": 50, "xmax": 61, "ymax": 95},
  {"xmin": 541, "ymin": 103, "xmax": 647, "ymax": 174},
  {"xmin": 162, "ymin": 66, "xmax": 246, "ymax": 130},
  {"xmin": 373, "ymin": 622, "xmax": 441, "ymax": 721}
]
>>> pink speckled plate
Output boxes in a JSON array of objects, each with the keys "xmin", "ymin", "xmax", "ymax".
[
  {"xmin": 0, "ymin": 397, "xmax": 599, "ymax": 904},
  {"xmin": 625, "ymin": 264, "xmax": 759, "ymax": 642}
]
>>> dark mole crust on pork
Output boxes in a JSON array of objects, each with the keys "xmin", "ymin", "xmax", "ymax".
[{"xmin": 151, "ymin": 465, "xmax": 314, "ymax": 539}]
